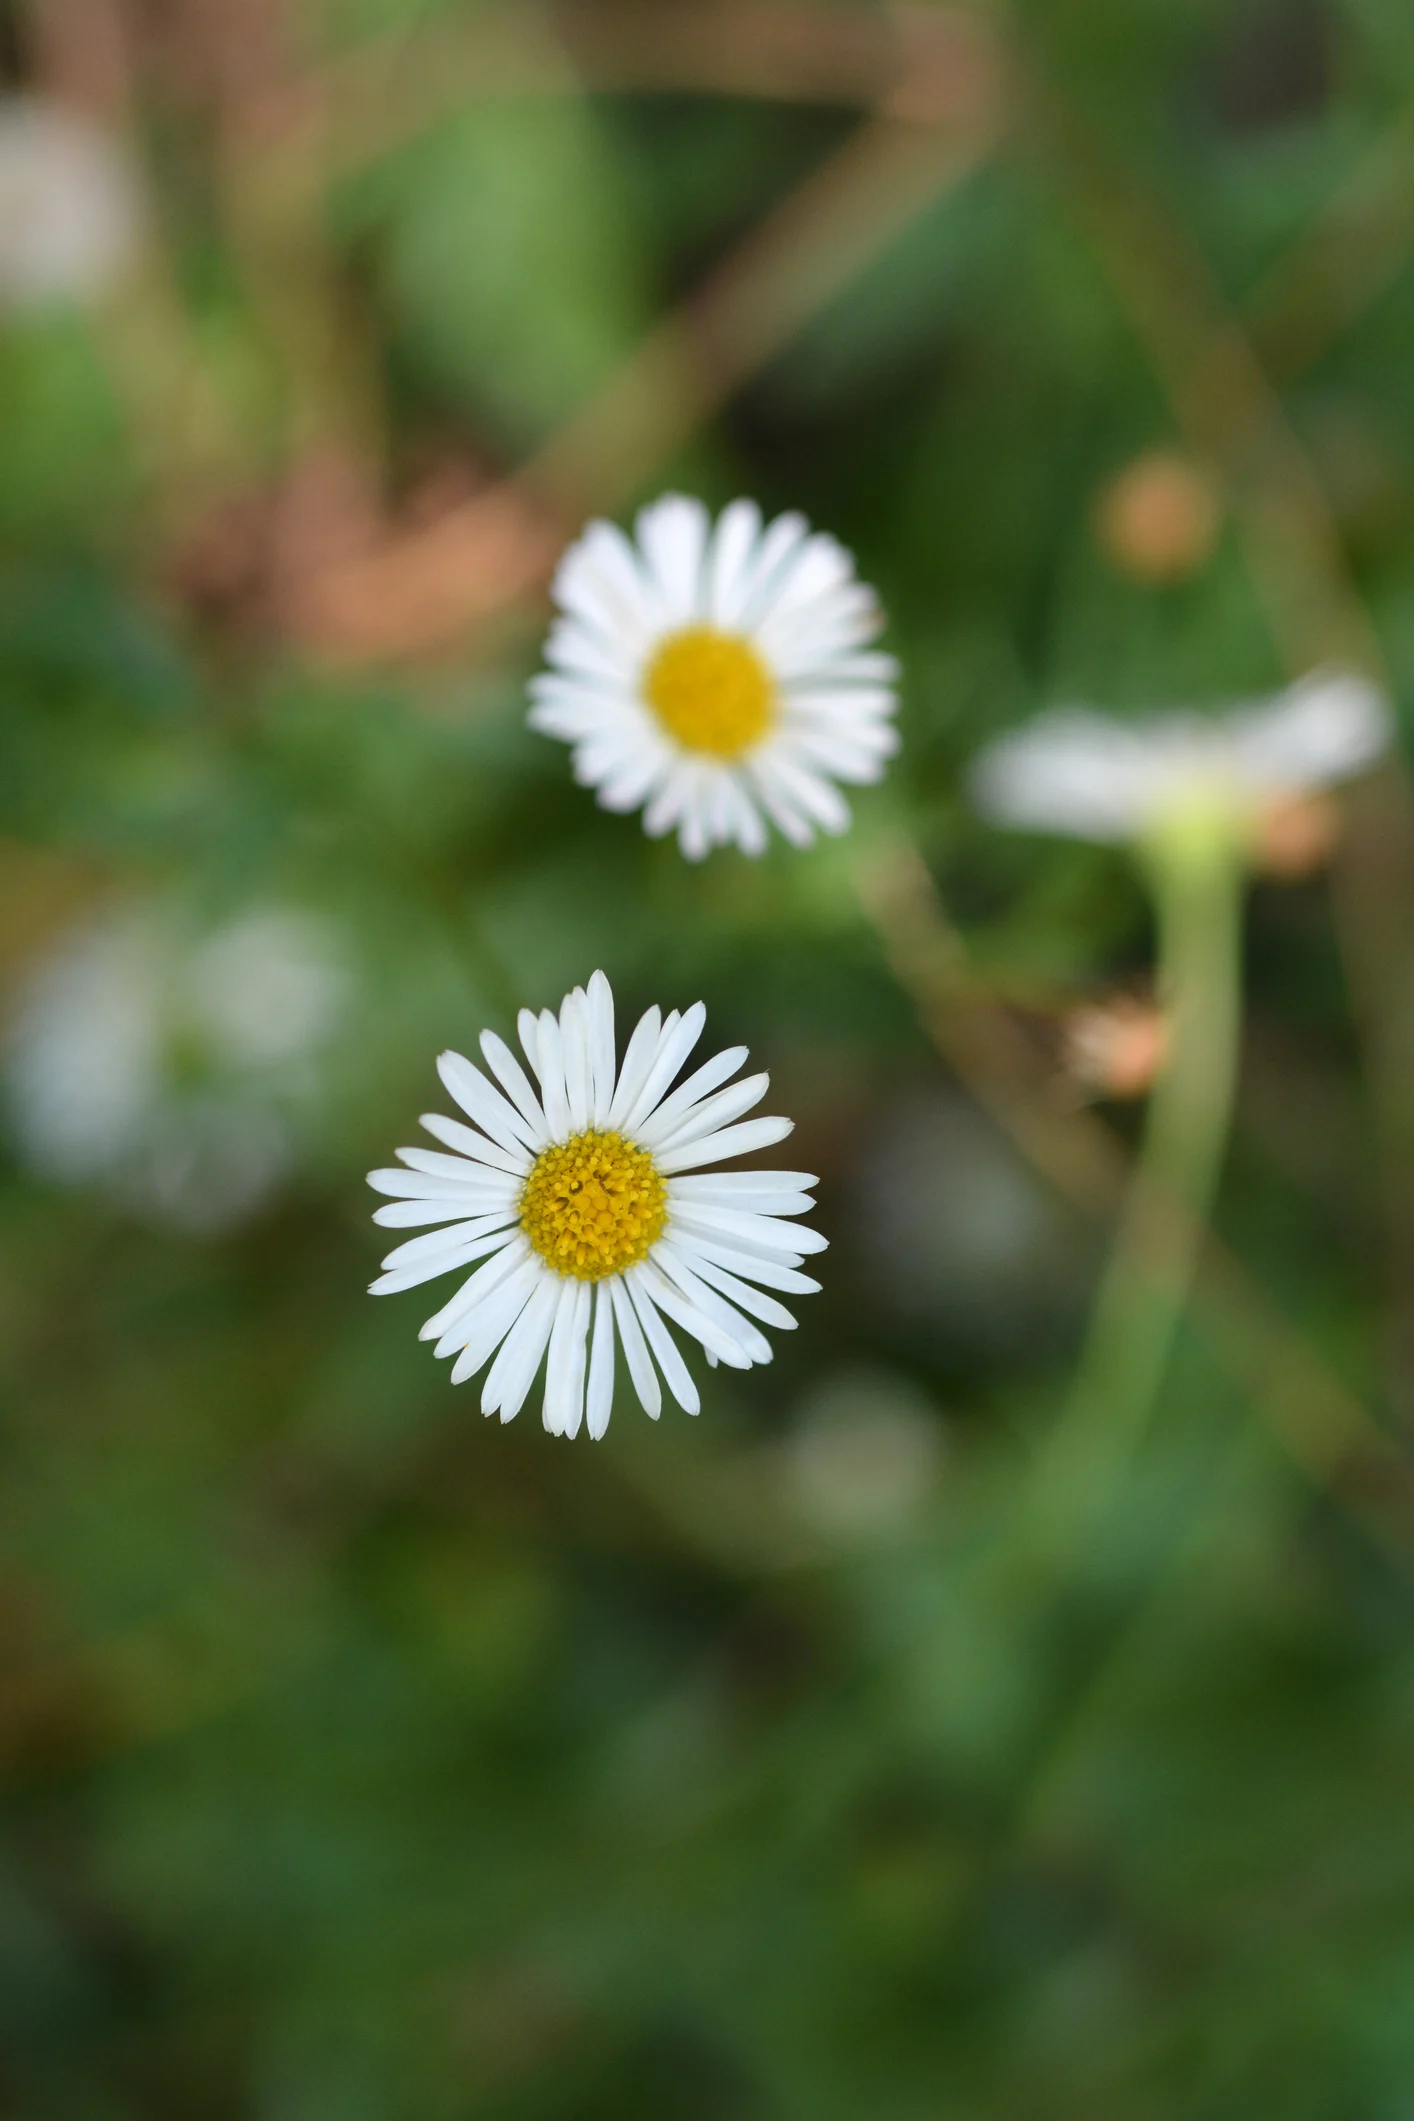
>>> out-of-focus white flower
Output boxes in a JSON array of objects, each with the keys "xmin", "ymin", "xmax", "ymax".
[
  {"xmin": 529, "ymin": 494, "xmax": 899, "ymax": 859},
  {"xmin": 5, "ymin": 905, "xmax": 348, "ymax": 1231},
  {"xmin": 0, "ymin": 99, "xmax": 141, "ymax": 310},
  {"xmin": 784, "ymin": 1368, "xmax": 943, "ymax": 1540},
  {"xmin": 368, "ymin": 971, "xmax": 824, "ymax": 1438},
  {"xmin": 969, "ymin": 670, "xmax": 1391, "ymax": 847}
]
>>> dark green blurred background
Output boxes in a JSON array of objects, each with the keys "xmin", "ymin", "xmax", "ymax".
[{"xmin": 2, "ymin": 0, "xmax": 1414, "ymax": 2114}]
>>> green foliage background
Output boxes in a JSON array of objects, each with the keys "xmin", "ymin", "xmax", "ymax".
[{"xmin": 1, "ymin": 1, "xmax": 1413, "ymax": 2115}]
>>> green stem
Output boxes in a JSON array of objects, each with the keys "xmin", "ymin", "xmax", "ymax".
[{"xmin": 1015, "ymin": 817, "xmax": 1246, "ymax": 1572}]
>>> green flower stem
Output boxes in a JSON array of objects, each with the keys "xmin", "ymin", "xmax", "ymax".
[{"xmin": 1015, "ymin": 812, "xmax": 1247, "ymax": 1573}]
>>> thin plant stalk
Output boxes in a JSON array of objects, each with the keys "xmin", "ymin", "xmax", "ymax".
[{"xmin": 1014, "ymin": 812, "xmax": 1247, "ymax": 1574}]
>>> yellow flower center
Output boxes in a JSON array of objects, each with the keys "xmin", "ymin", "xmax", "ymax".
[
  {"xmin": 519, "ymin": 1129, "xmax": 668, "ymax": 1282},
  {"xmin": 642, "ymin": 625, "xmax": 775, "ymax": 759}
]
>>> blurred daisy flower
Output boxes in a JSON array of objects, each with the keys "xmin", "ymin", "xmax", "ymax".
[
  {"xmin": 529, "ymin": 494, "xmax": 899, "ymax": 859},
  {"xmin": 969, "ymin": 670, "xmax": 1391, "ymax": 852},
  {"xmin": 5, "ymin": 904, "xmax": 349, "ymax": 1232},
  {"xmin": 368, "ymin": 971, "xmax": 824, "ymax": 1438},
  {"xmin": 0, "ymin": 99, "xmax": 141, "ymax": 310}
]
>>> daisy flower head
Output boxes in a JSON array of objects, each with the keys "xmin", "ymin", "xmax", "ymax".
[
  {"xmin": 968, "ymin": 669, "xmax": 1391, "ymax": 854},
  {"xmin": 367, "ymin": 972, "xmax": 825, "ymax": 1439},
  {"xmin": 528, "ymin": 494, "xmax": 899, "ymax": 859}
]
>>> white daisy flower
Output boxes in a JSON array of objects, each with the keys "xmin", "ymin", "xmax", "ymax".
[
  {"xmin": 969, "ymin": 669, "xmax": 1391, "ymax": 845},
  {"xmin": 528, "ymin": 493, "xmax": 899, "ymax": 859},
  {"xmin": 0, "ymin": 99, "xmax": 141, "ymax": 310},
  {"xmin": 367, "ymin": 971, "xmax": 825, "ymax": 1439}
]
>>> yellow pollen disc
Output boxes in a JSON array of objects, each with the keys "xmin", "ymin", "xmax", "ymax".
[
  {"xmin": 642, "ymin": 625, "xmax": 775, "ymax": 759},
  {"xmin": 519, "ymin": 1129, "xmax": 668, "ymax": 1283}
]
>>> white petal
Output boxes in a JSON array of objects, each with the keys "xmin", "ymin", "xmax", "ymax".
[
  {"xmin": 543, "ymin": 1277, "xmax": 591, "ymax": 1437},
  {"xmin": 368, "ymin": 1163, "xmax": 516, "ymax": 1201},
  {"xmin": 651, "ymin": 1246, "xmax": 771, "ymax": 1364},
  {"xmin": 671, "ymin": 1232, "xmax": 821, "ymax": 1294},
  {"xmin": 735, "ymin": 510, "xmax": 810, "ymax": 628},
  {"xmin": 586, "ymin": 1280, "xmax": 616, "ymax": 1440},
  {"xmin": 667, "ymin": 1180, "xmax": 814, "ymax": 1217},
  {"xmin": 559, "ymin": 986, "xmax": 593, "ymax": 1132},
  {"xmin": 669, "ymin": 1169, "xmax": 818, "ymax": 1197},
  {"xmin": 672, "ymin": 1241, "xmax": 800, "ymax": 1331},
  {"xmin": 705, "ymin": 498, "xmax": 763, "ymax": 627},
  {"xmin": 655, "ymin": 1114, "xmax": 794, "ymax": 1172},
  {"xmin": 646, "ymin": 1071, "xmax": 769, "ymax": 1158},
  {"xmin": 517, "ymin": 1007, "xmax": 541, "ymax": 1077},
  {"xmin": 404, "ymin": 1128, "xmax": 529, "ymax": 1179},
  {"xmin": 743, "ymin": 761, "xmax": 816, "ymax": 847},
  {"xmin": 448, "ymin": 1254, "xmax": 541, "ymax": 1382},
  {"xmin": 626, "ymin": 1272, "xmax": 700, "ymax": 1414},
  {"xmin": 754, "ymin": 750, "xmax": 852, "ymax": 835},
  {"xmin": 968, "ymin": 709, "xmax": 1159, "ymax": 841},
  {"xmin": 610, "ymin": 1273, "xmax": 660, "ymax": 1418},
  {"xmin": 532, "ymin": 1008, "xmax": 573, "ymax": 1139},
  {"xmin": 542, "ymin": 616, "xmax": 640, "ymax": 688},
  {"xmin": 592, "ymin": 741, "xmax": 674, "ymax": 814},
  {"xmin": 552, "ymin": 518, "xmax": 663, "ymax": 649},
  {"xmin": 481, "ymin": 1273, "xmax": 559, "ymax": 1419},
  {"xmin": 436, "ymin": 1249, "xmax": 541, "ymax": 1362},
  {"xmin": 620, "ymin": 1002, "xmax": 706, "ymax": 1135},
  {"xmin": 607, "ymin": 1004, "xmax": 663, "ymax": 1128},
  {"xmin": 678, "ymin": 783, "xmax": 712, "ymax": 862},
  {"xmin": 378, "ymin": 1211, "xmax": 519, "ymax": 1274},
  {"xmin": 669, "ymin": 1199, "xmax": 827, "ymax": 1256},
  {"xmin": 723, "ymin": 776, "xmax": 769, "ymax": 857},
  {"xmin": 1233, "ymin": 669, "xmax": 1392, "ymax": 791},
  {"xmin": 479, "ymin": 1030, "xmax": 551, "ymax": 1145},
  {"xmin": 634, "ymin": 1257, "xmax": 754, "ymax": 1369},
  {"xmin": 421, "ymin": 1234, "xmax": 529, "ymax": 1341},
  {"xmin": 634, "ymin": 1044, "xmax": 748, "ymax": 1147},
  {"xmin": 373, "ymin": 1197, "xmax": 503, "ymax": 1229},
  {"xmin": 369, "ymin": 1226, "xmax": 516, "ymax": 1294},
  {"xmin": 635, "ymin": 493, "xmax": 710, "ymax": 624},
  {"xmin": 585, "ymin": 969, "xmax": 616, "ymax": 1126},
  {"xmin": 642, "ymin": 766, "xmax": 695, "ymax": 840},
  {"xmin": 436, "ymin": 1050, "xmax": 541, "ymax": 1154}
]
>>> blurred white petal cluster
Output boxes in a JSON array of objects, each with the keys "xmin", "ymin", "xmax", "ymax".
[
  {"xmin": 0, "ymin": 98, "xmax": 141, "ymax": 309},
  {"xmin": 969, "ymin": 670, "xmax": 1391, "ymax": 845},
  {"xmin": 5, "ymin": 905, "xmax": 349, "ymax": 1231},
  {"xmin": 531, "ymin": 494, "xmax": 899, "ymax": 859}
]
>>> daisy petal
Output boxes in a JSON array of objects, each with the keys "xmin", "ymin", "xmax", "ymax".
[
  {"xmin": 585, "ymin": 969, "xmax": 617, "ymax": 1126},
  {"xmin": 672, "ymin": 1241, "xmax": 800, "ymax": 1331},
  {"xmin": 482, "ymin": 1272, "xmax": 559, "ymax": 1420},
  {"xmin": 656, "ymin": 1114, "xmax": 794, "ymax": 1172},
  {"xmin": 646, "ymin": 1071, "xmax": 769, "ymax": 1158},
  {"xmin": 610, "ymin": 1273, "xmax": 661, "ymax": 1418},
  {"xmin": 479, "ymin": 1030, "xmax": 550, "ymax": 1144},
  {"xmin": 586, "ymin": 1280, "xmax": 616, "ymax": 1440},
  {"xmin": 620, "ymin": 1002, "xmax": 707, "ymax": 1135},
  {"xmin": 635, "ymin": 1044, "xmax": 749, "ymax": 1146},
  {"xmin": 437, "ymin": 1050, "xmax": 541, "ymax": 1154},
  {"xmin": 608, "ymin": 1004, "xmax": 663, "ymax": 1129},
  {"xmin": 543, "ymin": 1278, "xmax": 591, "ymax": 1437},
  {"xmin": 626, "ymin": 1272, "xmax": 701, "ymax": 1414}
]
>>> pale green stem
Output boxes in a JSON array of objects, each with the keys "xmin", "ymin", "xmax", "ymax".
[{"xmin": 1014, "ymin": 814, "xmax": 1247, "ymax": 1573}]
